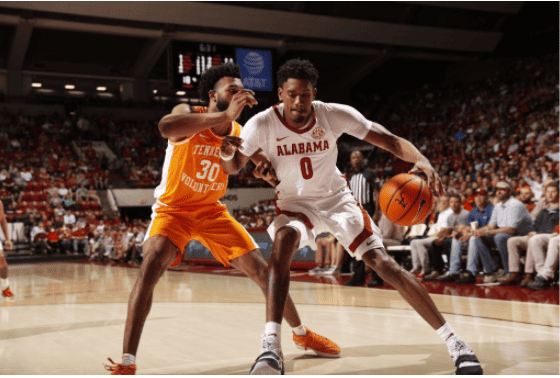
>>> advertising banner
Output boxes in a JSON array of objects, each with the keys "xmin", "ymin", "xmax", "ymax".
[{"xmin": 236, "ymin": 48, "xmax": 273, "ymax": 91}]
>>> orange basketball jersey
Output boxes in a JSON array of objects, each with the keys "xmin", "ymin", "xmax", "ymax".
[{"xmin": 155, "ymin": 106, "xmax": 241, "ymax": 207}]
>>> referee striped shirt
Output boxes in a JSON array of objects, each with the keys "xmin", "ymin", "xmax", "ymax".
[{"xmin": 347, "ymin": 168, "xmax": 377, "ymax": 215}]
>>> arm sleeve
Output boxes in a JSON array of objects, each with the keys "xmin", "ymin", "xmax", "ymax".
[
  {"xmin": 324, "ymin": 103, "xmax": 373, "ymax": 140},
  {"xmin": 239, "ymin": 114, "xmax": 265, "ymax": 157}
]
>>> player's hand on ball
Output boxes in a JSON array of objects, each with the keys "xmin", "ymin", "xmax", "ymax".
[
  {"xmin": 409, "ymin": 159, "xmax": 444, "ymax": 196},
  {"xmin": 221, "ymin": 135, "xmax": 243, "ymax": 160}
]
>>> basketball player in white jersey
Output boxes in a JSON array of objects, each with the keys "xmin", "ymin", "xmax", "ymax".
[{"xmin": 221, "ymin": 59, "xmax": 483, "ymax": 375}]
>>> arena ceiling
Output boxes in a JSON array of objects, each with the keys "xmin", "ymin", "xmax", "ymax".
[{"xmin": 0, "ymin": 1, "xmax": 557, "ymax": 100}]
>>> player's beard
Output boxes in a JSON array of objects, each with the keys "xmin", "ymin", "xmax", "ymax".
[{"xmin": 216, "ymin": 97, "xmax": 229, "ymax": 112}]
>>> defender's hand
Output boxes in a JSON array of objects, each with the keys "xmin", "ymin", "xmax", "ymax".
[
  {"xmin": 4, "ymin": 240, "xmax": 13, "ymax": 251},
  {"xmin": 409, "ymin": 159, "xmax": 444, "ymax": 196},
  {"xmin": 225, "ymin": 89, "xmax": 258, "ymax": 122},
  {"xmin": 253, "ymin": 161, "xmax": 278, "ymax": 186},
  {"xmin": 221, "ymin": 135, "xmax": 243, "ymax": 160}
]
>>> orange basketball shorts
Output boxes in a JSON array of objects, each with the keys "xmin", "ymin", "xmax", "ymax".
[{"xmin": 145, "ymin": 202, "xmax": 258, "ymax": 267}]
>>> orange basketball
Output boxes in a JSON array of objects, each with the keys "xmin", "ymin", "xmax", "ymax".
[{"xmin": 379, "ymin": 173, "xmax": 433, "ymax": 226}]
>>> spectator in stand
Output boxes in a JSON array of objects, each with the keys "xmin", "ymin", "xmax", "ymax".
[
  {"xmin": 63, "ymin": 210, "xmax": 77, "ymax": 226},
  {"xmin": 518, "ymin": 186, "xmax": 535, "ymax": 213},
  {"xmin": 30, "ymin": 221, "xmax": 48, "ymax": 254},
  {"xmin": 62, "ymin": 193, "xmax": 74, "ymax": 210},
  {"xmin": 309, "ymin": 233, "xmax": 336, "ymax": 275},
  {"xmin": 452, "ymin": 190, "xmax": 495, "ymax": 284},
  {"xmin": 76, "ymin": 183, "xmax": 88, "ymax": 201},
  {"xmin": 523, "ymin": 168, "xmax": 544, "ymax": 200},
  {"xmin": 527, "ymin": 230, "xmax": 559, "ymax": 290},
  {"xmin": 57, "ymin": 183, "xmax": 69, "ymax": 198},
  {"xmin": 425, "ymin": 193, "xmax": 469, "ymax": 281},
  {"xmin": 46, "ymin": 227, "xmax": 61, "ymax": 254},
  {"xmin": 20, "ymin": 167, "xmax": 33, "ymax": 182},
  {"xmin": 375, "ymin": 211, "xmax": 405, "ymax": 249},
  {"xmin": 501, "ymin": 181, "xmax": 559, "ymax": 286},
  {"xmin": 53, "ymin": 204, "xmax": 66, "ymax": 219},
  {"xmin": 59, "ymin": 225, "xmax": 74, "ymax": 255},
  {"xmin": 51, "ymin": 214, "xmax": 64, "ymax": 229},
  {"xmin": 409, "ymin": 195, "xmax": 452, "ymax": 277},
  {"xmin": 469, "ymin": 181, "xmax": 534, "ymax": 283},
  {"xmin": 72, "ymin": 223, "xmax": 89, "ymax": 255}
]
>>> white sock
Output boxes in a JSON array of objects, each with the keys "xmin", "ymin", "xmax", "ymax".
[
  {"xmin": 436, "ymin": 322, "xmax": 457, "ymax": 348},
  {"xmin": 0, "ymin": 278, "xmax": 8, "ymax": 290},
  {"xmin": 292, "ymin": 325, "xmax": 306, "ymax": 336},
  {"xmin": 265, "ymin": 321, "xmax": 281, "ymax": 337},
  {"xmin": 122, "ymin": 353, "xmax": 135, "ymax": 366}
]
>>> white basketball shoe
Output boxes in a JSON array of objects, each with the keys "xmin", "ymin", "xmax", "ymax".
[{"xmin": 250, "ymin": 334, "xmax": 284, "ymax": 375}]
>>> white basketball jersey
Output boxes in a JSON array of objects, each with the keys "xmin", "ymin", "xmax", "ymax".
[{"xmin": 240, "ymin": 101, "xmax": 372, "ymax": 201}]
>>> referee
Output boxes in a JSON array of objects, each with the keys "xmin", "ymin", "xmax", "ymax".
[{"xmin": 345, "ymin": 150, "xmax": 383, "ymax": 287}]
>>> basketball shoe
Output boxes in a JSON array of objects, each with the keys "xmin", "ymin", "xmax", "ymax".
[
  {"xmin": 447, "ymin": 337, "xmax": 483, "ymax": 375},
  {"xmin": 104, "ymin": 358, "xmax": 136, "ymax": 375},
  {"xmin": 1, "ymin": 287, "xmax": 13, "ymax": 298},
  {"xmin": 250, "ymin": 334, "xmax": 284, "ymax": 375},
  {"xmin": 292, "ymin": 328, "xmax": 340, "ymax": 358}
]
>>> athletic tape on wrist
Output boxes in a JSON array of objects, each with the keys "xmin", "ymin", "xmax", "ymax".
[{"xmin": 220, "ymin": 151, "xmax": 234, "ymax": 161}]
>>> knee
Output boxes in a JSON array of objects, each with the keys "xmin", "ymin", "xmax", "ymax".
[
  {"xmin": 138, "ymin": 249, "xmax": 168, "ymax": 286},
  {"xmin": 275, "ymin": 226, "xmax": 300, "ymax": 247},
  {"xmin": 367, "ymin": 252, "xmax": 400, "ymax": 277}
]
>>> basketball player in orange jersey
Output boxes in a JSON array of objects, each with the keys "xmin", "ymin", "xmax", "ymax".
[
  {"xmin": 0, "ymin": 201, "xmax": 14, "ymax": 298},
  {"xmin": 221, "ymin": 59, "xmax": 483, "ymax": 375},
  {"xmin": 105, "ymin": 63, "xmax": 339, "ymax": 375}
]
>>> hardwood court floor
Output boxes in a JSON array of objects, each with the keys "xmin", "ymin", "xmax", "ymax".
[{"xmin": 1, "ymin": 262, "xmax": 558, "ymax": 375}]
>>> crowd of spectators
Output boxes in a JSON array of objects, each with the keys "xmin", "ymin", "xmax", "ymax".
[{"xmin": 0, "ymin": 52, "xmax": 558, "ymax": 287}]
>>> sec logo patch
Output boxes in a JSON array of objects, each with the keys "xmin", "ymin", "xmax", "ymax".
[{"xmin": 311, "ymin": 127, "xmax": 325, "ymax": 139}]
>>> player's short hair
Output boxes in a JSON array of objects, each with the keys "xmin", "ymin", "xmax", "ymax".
[
  {"xmin": 277, "ymin": 58, "xmax": 319, "ymax": 88},
  {"xmin": 199, "ymin": 63, "xmax": 242, "ymax": 102}
]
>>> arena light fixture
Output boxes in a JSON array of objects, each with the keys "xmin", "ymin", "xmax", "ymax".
[
  {"xmin": 153, "ymin": 89, "xmax": 157, "ymax": 94},
  {"xmin": 176, "ymin": 91, "xmax": 186, "ymax": 96},
  {"xmin": 65, "ymin": 84, "xmax": 75, "ymax": 90},
  {"xmin": 96, "ymin": 86, "xmax": 107, "ymax": 91},
  {"xmin": 32, "ymin": 83, "xmax": 42, "ymax": 88}
]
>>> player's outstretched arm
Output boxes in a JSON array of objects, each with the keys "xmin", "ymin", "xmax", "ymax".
[
  {"xmin": 158, "ymin": 90, "xmax": 257, "ymax": 140},
  {"xmin": 363, "ymin": 123, "xmax": 444, "ymax": 195},
  {"xmin": 158, "ymin": 104, "xmax": 229, "ymax": 140}
]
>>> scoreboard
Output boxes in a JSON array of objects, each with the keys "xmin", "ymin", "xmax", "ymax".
[{"xmin": 171, "ymin": 41, "xmax": 272, "ymax": 93}]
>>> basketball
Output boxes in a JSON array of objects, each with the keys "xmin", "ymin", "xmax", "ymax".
[{"xmin": 379, "ymin": 173, "xmax": 433, "ymax": 226}]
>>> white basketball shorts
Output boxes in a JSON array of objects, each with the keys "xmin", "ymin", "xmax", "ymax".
[{"xmin": 268, "ymin": 188, "xmax": 384, "ymax": 260}]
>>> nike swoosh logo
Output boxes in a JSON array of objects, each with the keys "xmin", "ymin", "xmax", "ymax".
[
  {"xmin": 366, "ymin": 240, "xmax": 374, "ymax": 246},
  {"xmin": 276, "ymin": 136, "xmax": 288, "ymax": 141},
  {"xmin": 414, "ymin": 199, "xmax": 428, "ymax": 221}
]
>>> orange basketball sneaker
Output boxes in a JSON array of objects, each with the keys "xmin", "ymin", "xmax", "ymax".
[
  {"xmin": 292, "ymin": 328, "xmax": 341, "ymax": 358},
  {"xmin": 104, "ymin": 358, "xmax": 136, "ymax": 375},
  {"xmin": 1, "ymin": 287, "xmax": 13, "ymax": 298}
]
